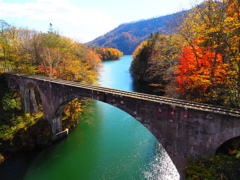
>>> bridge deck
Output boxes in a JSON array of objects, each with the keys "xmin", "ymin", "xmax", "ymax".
[{"xmin": 12, "ymin": 74, "xmax": 240, "ymax": 117}]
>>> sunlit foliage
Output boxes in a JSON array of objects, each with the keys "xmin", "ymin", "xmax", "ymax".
[
  {"xmin": 174, "ymin": 0, "xmax": 240, "ymax": 107},
  {"xmin": 93, "ymin": 47, "xmax": 123, "ymax": 60},
  {"xmin": 175, "ymin": 39, "xmax": 228, "ymax": 102},
  {"xmin": 0, "ymin": 21, "xmax": 102, "ymax": 85}
]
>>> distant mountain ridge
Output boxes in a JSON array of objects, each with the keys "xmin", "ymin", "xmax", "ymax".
[{"xmin": 87, "ymin": 10, "xmax": 187, "ymax": 55}]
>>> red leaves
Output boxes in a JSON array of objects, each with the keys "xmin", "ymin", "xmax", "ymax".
[
  {"xmin": 37, "ymin": 65, "xmax": 57, "ymax": 75},
  {"xmin": 227, "ymin": 0, "xmax": 240, "ymax": 19},
  {"xmin": 175, "ymin": 41, "xmax": 228, "ymax": 97}
]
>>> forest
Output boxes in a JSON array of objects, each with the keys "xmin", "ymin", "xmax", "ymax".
[
  {"xmin": 130, "ymin": 0, "xmax": 240, "ymax": 178},
  {"xmin": 0, "ymin": 21, "xmax": 102, "ymax": 163}
]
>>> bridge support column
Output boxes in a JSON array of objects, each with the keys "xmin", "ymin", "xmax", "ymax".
[
  {"xmin": 172, "ymin": 154, "xmax": 187, "ymax": 180},
  {"xmin": 41, "ymin": 100, "xmax": 66, "ymax": 134},
  {"xmin": 23, "ymin": 87, "xmax": 38, "ymax": 113},
  {"xmin": 48, "ymin": 116, "xmax": 62, "ymax": 134}
]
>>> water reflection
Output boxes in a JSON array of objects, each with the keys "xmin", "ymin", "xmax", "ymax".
[{"xmin": 144, "ymin": 143, "xmax": 179, "ymax": 180}]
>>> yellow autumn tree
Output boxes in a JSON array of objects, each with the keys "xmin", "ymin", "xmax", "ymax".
[
  {"xmin": 0, "ymin": 22, "xmax": 34, "ymax": 73},
  {"xmin": 34, "ymin": 33, "xmax": 102, "ymax": 125},
  {"xmin": 222, "ymin": 0, "xmax": 240, "ymax": 107}
]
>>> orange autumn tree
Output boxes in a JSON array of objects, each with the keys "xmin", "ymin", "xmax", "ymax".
[{"xmin": 175, "ymin": 39, "xmax": 228, "ymax": 103}]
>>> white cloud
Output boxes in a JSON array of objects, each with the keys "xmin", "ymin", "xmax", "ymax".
[
  {"xmin": 33, "ymin": 0, "xmax": 69, "ymax": 4},
  {"xmin": 0, "ymin": 1, "xmax": 101, "ymax": 22},
  {"xmin": 0, "ymin": 0, "xmax": 118, "ymax": 42}
]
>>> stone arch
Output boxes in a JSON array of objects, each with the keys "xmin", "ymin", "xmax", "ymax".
[
  {"xmin": 52, "ymin": 90, "xmax": 171, "ymax": 150},
  {"xmin": 50, "ymin": 92, "xmax": 93, "ymax": 134},
  {"xmin": 216, "ymin": 134, "xmax": 240, "ymax": 155},
  {"xmin": 51, "ymin": 94, "xmax": 179, "ymax": 177},
  {"xmin": 50, "ymin": 100, "xmax": 70, "ymax": 133},
  {"xmin": 53, "ymin": 94, "xmax": 138, "ymax": 132}
]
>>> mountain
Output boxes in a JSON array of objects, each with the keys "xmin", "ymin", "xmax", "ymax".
[{"xmin": 87, "ymin": 11, "xmax": 187, "ymax": 55}]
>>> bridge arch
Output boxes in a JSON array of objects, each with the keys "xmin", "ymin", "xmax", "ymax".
[
  {"xmin": 52, "ymin": 91, "xmax": 160, "ymax": 137},
  {"xmin": 53, "ymin": 93, "xmax": 166, "ymax": 143},
  {"xmin": 53, "ymin": 95, "xmax": 179, "ymax": 177},
  {"xmin": 216, "ymin": 135, "xmax": 240, "ymax": 154},
  {"xmin": 51, "ymin": 91, "xmax": 180, "ymax": 174}
]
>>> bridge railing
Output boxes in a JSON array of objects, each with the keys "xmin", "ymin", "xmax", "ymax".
[{"xmin": 6, "ymin": 73, "xmax": 240, "ymax": 117}]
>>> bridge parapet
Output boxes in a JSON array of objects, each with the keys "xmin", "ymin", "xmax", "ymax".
[{"xmin": 10, "ymin": 73, "xmax": 240, "ymax": 117}]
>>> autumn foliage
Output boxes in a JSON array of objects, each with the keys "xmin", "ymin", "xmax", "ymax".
[
  {"xmin": 173, "ymin": 0, "xmax": 240, "ymax": 107},
  {"xmin": 130, "ymin": 0, "xmax": 240, "ymax": 107},
  {"xmin": 93, "ymin": 47, "xmax": 123, "ymax": 60},
  {"xmin": 0, "ymin": 21, "xmax": 102, "ymax": 130},
  {"xmin": 175, "ymin": 41, "xmax": 228, "ymax": 102}
]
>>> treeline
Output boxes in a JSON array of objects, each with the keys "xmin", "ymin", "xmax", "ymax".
[
  {"xmin": 130, "ymin": 0, "xmax": 240, "ymax": 178},
  {"xmin": 92, "ymin": 47, "xmax": 123, "ymax": 60},
  {"xmin": 131, "ymin": 0, "xmax": 240, "ymax": 108},
  {"xmin": 0, "ymin": 21, "xmax": 101, "ymax": 162}
]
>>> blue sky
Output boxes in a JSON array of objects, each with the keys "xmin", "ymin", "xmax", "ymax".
[{"xmin": 0, "ymin": 0, "xmax": 203, "ymax": 42}]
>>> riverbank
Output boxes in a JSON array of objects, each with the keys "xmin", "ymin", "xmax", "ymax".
[{"xmin": 0, "ymin": 76, "xmax": 52, "ymax": 163}]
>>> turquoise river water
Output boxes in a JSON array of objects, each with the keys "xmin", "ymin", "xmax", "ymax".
[{"xmin": 0, "ymin": 55, "xmax": 179, "ymax": 180}]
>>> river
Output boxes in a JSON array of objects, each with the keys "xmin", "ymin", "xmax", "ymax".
[{"xmin": 0, "ymin": 55, "xmax": 179, "ymax": 180}]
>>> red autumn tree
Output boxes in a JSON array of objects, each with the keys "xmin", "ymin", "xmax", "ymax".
[{"xmin": 175, "ymin": 40, "xmax": 228, "ymax": 102}]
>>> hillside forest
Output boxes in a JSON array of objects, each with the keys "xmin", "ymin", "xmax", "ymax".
[
  {"xmin": 87, "ymin": 11, "xmax": 186, "ymax": 55},
  {"xmin": 130, "ymin": 0, "xmax": 240, "ymax": 178}
]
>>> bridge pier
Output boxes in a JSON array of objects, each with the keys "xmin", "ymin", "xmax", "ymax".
[
  {"xmin": 40, "ymin": 85, "xmax": 68, "ymax": 134},
  {"xmin": 48, "ymin": 117, "xmax": 62, "ymax": 134}
]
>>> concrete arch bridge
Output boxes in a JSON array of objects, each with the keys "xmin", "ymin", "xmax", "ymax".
[{"xmin": 3, "ymin": 73, "xmax": 240, "ymax": 179}]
